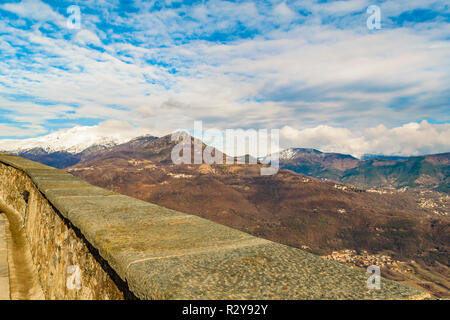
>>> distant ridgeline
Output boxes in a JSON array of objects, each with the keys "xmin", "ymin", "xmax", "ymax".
[
  {"xmin": 0, "ymin": 153, "xmax": 428, "ymax": 299},
  {"xmin": 5, "ymin": 140, "xmax": 449, "ymax": 193},
  {"xmin": 277, "ymin": 149, "xmax": 450, "ymax": 193}
]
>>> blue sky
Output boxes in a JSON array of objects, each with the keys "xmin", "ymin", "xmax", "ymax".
[{"xmin": 0, "ymin": 0, "xmax": 449, "ymax": 156}]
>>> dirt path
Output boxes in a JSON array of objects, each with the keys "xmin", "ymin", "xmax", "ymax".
[
  {"xmin": 0, "ymin": 202, "xmax": 44, "ymax": 300},
  {"xmin": 0, "ymin": 213, "xmax": 10, "ymax": 300}
]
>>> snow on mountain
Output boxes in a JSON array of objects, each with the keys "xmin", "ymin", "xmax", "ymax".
[
  {"xmin": 279, "ymin": 148, "xmax": 297, "ymax": 160},
  {"xmin": 0, "ymin": 120, "xmax": 149, "ymax": 154},
  {"xmin": 256, "ymin": 148, "xmax": 296, "ymax": 163},
  {"xmin": 262, "ymin": 147, "xmax": 339, "ymax": 162}
]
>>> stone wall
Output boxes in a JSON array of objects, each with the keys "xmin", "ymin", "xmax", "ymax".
[
  {"xmin": 0, "ymin": 153, "xmax": 430, "ymax": 300},
  {"xmin": 0, "ymin": 158, "xmax": 125, "ymax": 299}
]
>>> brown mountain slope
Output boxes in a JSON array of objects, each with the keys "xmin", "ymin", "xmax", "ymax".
[{"xmin": 68, "ymin": 136, "xmax": 450, "ymax": 298}]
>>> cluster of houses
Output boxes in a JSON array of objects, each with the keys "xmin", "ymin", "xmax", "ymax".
[{"xmin": 322, "ymin": 249, "xmax": 409, "ymax": 274}]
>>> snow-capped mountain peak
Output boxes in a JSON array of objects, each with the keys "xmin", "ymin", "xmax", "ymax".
[
  {"xmin": 0, "ymin": 121, "xmax": 149, "ymax": 154},
  {"xmin": 279, "ymin": 148, "xmax": 298, "ymax": 160}
]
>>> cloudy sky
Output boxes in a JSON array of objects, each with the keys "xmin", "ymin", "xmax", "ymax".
[{"xmin": 0, "ymin": 0, "xmax": 449, "ymax": 156}]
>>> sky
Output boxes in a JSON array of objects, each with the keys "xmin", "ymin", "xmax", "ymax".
[{"xmin": 0, "ymin": 0, "xmax": 449, "ymax": 156}]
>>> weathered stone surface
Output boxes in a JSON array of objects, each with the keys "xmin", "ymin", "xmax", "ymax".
[
  {"xmin": 44, "ymin": 186, "xmax": 116, "ymax": 204},
  {"xmin": 23, "ymin": 168, "xmax": 64, "ymax": 176},
  {"xmin": 0, "ymin": 155, "xmax": 52, "ymax": 170},
  {"xmin": 0, "ymin": 153, "xmax": 430, "ymax": 300},
  {"xmin": 127, "ymin": 241, "xmax": 426, "ymax": 300},
  {"xmin": 42, "ymin": 193, "xmax": 270, "ymax": 280},
  {"xmin": 30, "ymin": 175, "xmax": 91, "ymax": 192}
]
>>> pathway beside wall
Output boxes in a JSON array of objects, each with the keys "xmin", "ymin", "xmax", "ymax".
[{"xmin": 0, "ymin": 213, "xmax": 10, "ymax": 300}]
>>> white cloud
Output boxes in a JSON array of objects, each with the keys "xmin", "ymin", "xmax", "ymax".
[
  {"xmin": 318, "ymin": 0, "xmax": 368, "ymax": 15},
  {"xmin": 1, "ymin": 21, "xmax": 449, "ymax": 141},
  {"xmin": 280, "ymin": 121, "xmax": 450, "ymax": 157},
  {"xmin": 74, "ymin": 29, "xmax": 102, "ymax": 46},
  {"xmin": 1, "ymin": 0, "xmax": 65, "ymax": 27},
  {"xmin": 273, "ymin": 2, "xmax": 296, "ymax": 22},
  {"xmin": 0, "ymin": 123, "xmax": 46, "ymax": 137}
]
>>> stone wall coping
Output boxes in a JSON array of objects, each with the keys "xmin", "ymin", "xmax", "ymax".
[{"xmin": 0, "ymin": 153, "xmax": 429, "ymax": 299}]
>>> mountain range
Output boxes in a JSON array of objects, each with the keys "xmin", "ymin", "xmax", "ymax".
[
  {"xmin": 0, "ymin": 125, "xmax": 153, "ymax": 168},
  {"xmin": 276, "ymin": 148, "xmax": 449, "ymax": 193},
  {"xmin": 2, "ymin": 130, "xmax": 448, "ymax": 193}
]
